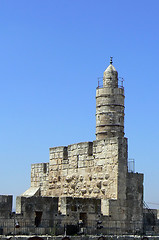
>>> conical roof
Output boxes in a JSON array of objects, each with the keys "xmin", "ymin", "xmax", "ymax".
[
  {"xmin": 103, "ymin": 57, "xmax": 118, "ymax": 87},
  {"xmin": 104, "ymin": 57, "xmax": 117, "ymax": 75},
  {"xmin": 104, "ymin": 63, "xmax": 117, "ymax": 74}
]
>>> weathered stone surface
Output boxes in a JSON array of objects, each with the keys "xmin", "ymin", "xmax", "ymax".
[{"xmin": 18, "ymin": 61, "xmax": 144, "ymax": 235}]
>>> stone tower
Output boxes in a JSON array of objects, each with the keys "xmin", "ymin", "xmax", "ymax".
[
  {"xmin": 96, "ymin": 58, "xmax": 125, "ymax": 140},
  {"xmin": 22, "ymin": 59, "xmax": 143, "ymax": 235}
]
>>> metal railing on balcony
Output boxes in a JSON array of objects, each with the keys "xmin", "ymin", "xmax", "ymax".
[{"xmin": 97, "ymin": 77, "xmax": 124, "ymax": 89}]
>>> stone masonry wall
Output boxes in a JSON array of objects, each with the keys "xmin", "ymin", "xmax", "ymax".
[
  {"xmin": 47, "ymin": 137, "xmax": 125, "ymax": 201},
  {"xmin": 29, "ymin": 137, "xmax": 144, "ymax": 227},
  {"xmin": 0, "ymin": 195, "xmax": 12, "ymax": 218},
  {"xmin": 96, "ymin": 85, "xmax": 125, "ymax": 140},
  {"xmin": 31, "ymin": 163, "xmax": 49, "ymax": 196},
  {"xmin": 126, "ymin": 172, "xmax": 143, "ymax": 222}
]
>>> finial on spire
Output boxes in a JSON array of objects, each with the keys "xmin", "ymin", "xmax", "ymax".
[{"xmin": 110, "ymin": 56, "xmax": 113, "ymax": 64}]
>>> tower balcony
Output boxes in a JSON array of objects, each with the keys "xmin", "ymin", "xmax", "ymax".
[{"xmin": 97, "ymin": 77, "xmax": 124, "ymax": 89}]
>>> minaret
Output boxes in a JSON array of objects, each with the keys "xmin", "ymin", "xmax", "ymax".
[{"xmin": 96, "ymin": 58, "xmax": 125, "ymax": 140}]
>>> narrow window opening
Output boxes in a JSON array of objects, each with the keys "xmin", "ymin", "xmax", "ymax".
[
  {"xmin": 43, "ymin": 163, "xmax": 47, "ymax": 174},
  {"xmin": 88, "ymin": 142, "xmax": 93, "ymax": 156},
  {"xmin": 80, "ymin": 212, "xmax": 87, "ymax": 227},
  {"xmin": 63, "ymin": 147, "xmax": 68, "ymax": 160},
  {"xmin": 35, "ymin": 211, "xmax": 42, "ymax": 227},
  {"xmin": 77, "ymin": 155, "xmax": 79, "ymax": 168},
  {"xmin": 71, "ymin": 205, "xmax": 77, "ymax": 211}
]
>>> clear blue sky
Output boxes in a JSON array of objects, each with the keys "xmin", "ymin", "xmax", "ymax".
[{"xmin": 0, "ymin": 0, "xmax": 159, "ymax": 209}]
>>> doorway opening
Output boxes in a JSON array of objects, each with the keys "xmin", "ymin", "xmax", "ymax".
[{"xmin": 35, "ymin": 211, "xmax": 43, "ymax": 227}]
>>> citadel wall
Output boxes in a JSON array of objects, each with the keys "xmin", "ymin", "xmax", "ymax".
[
  {"xmin": 0, "ymin": 195, "xmax": 12, "ymax": 218},
  {"xmin": 31, "ymin": 163, "xmax": 49, "ymax": 196},
  {"xmin": 30, "ymin": 138, "xmax": 128, "ymax": 203},
  {"xmin": 48, "ymin": 138, "xmax": 120, "ymax": 200}
]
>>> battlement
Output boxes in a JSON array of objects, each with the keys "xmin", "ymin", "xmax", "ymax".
[{"xmin": 50, "ymin": 141, "xmax": 94, "ymax": 163}]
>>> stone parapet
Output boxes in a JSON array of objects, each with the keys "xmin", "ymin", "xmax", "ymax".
[
  {"xmin": 47, "ymin": 138, "xmax": 126, "ymax": 200},
  {"xmin": 31, "ymin": 163, "xmax": 49, "ymax": 196}
]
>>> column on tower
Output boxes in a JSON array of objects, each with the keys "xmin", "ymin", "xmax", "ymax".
[{"xmin": 96, "ymin": 59, "xmax": 125, "ymax": 140}]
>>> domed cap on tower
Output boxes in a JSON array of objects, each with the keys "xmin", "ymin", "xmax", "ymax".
[
  {"xmin": 103, "ymin": 57, "xmax": 118, "ymax": 88},
  {"xmin": 104, "ymin": 57, "xmax": 117, "ymax": 73}
]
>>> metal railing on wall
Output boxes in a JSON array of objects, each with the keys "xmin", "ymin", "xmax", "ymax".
[{"xmin": 0, "ymin": 219, "xmax": 144, "ymax": 236}]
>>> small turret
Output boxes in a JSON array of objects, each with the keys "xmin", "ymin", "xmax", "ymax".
[{"xmin": 96, "ymin": 58, "xmax": 125, "ymax": 140}]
